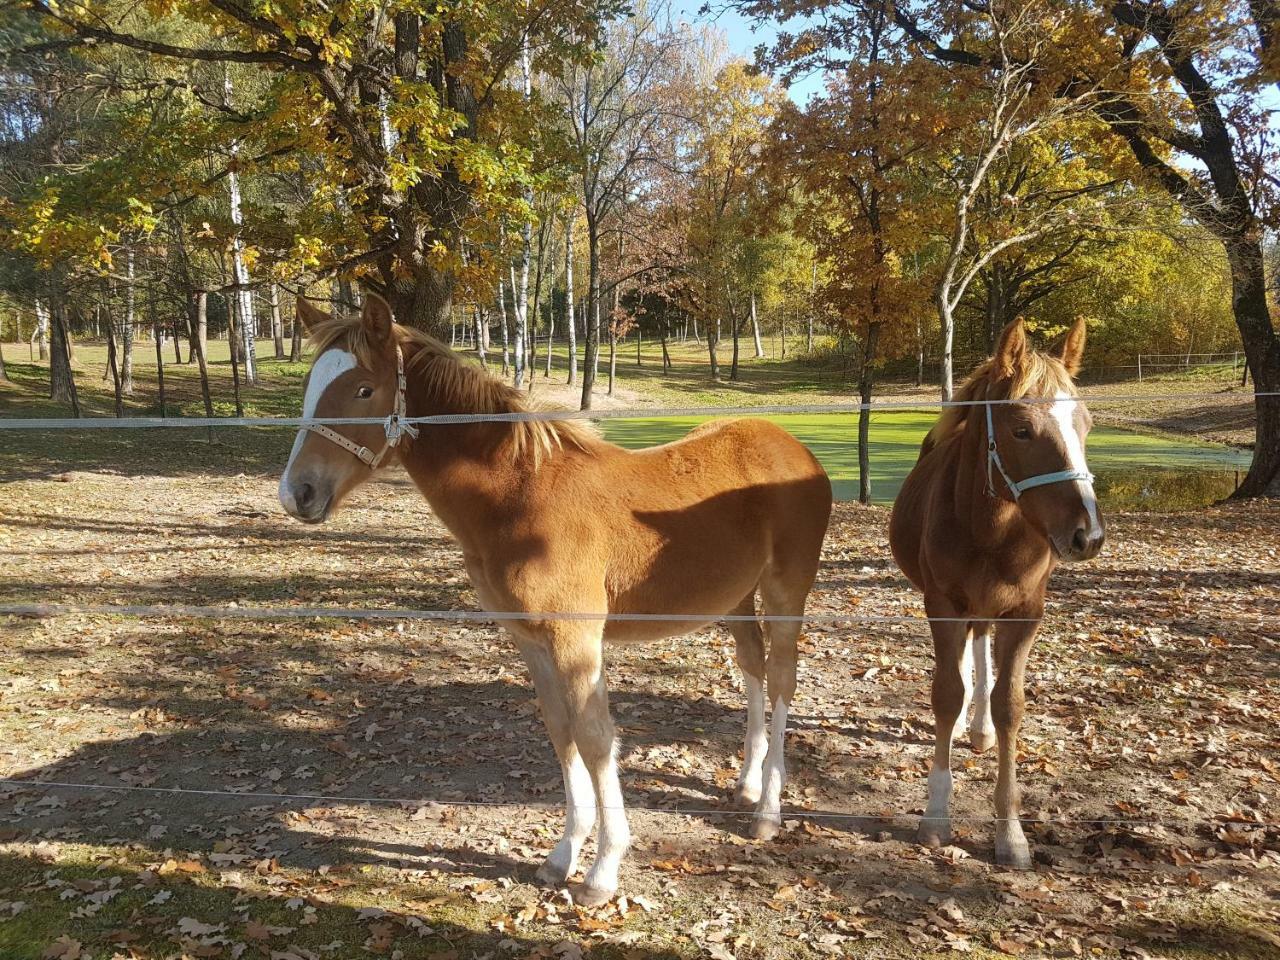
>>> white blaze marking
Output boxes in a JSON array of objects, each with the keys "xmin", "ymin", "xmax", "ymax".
[
  {"xmin": 279, "ymin": 349, "xmax": 358, "ymax": 509},
  {"xmin": 1050, "ymin": 391, "xmax": 1101, "ymax": 535}
]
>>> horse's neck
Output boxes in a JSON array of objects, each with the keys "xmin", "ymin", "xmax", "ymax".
[
  {"xmin": 396, "ymin": 347, "xmax": 525, "ymax": 532},
  {"xmin": 952, "ymin": 408, "xmax": 1030, "ymax": 549}
]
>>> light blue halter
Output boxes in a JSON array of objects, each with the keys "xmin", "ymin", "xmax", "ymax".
[{"xmin": 985, "ymin": 400, "xmax": 1094, "ymax": 501}]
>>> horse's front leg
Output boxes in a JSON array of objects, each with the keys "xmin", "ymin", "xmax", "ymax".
[
  {"xmin": 918, "ymin": 612, "xmax": 971, "ymax": 848},
  {"xmin": 550, "ymin": 623, "xmax": 629, "ymax": 907},
  {"xmin": 519, "ymin": 641, "xmax": 596, "ymax": 889},
  {"xmin": 991, "ymin": 617, "xmax": 1038, "ymax": 869}
]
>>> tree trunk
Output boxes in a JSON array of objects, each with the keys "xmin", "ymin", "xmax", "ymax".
[
  {"xmin": 49, "ymin": 299, "xmax": 79, "ymax": 414},
  {"xmin": 224, "ymin": 286, "xmax": 245, "ymax": 418},
  {"xmin": 608, "ymin": 324, "xmax": 617, "ymax": 396},
  {"xmin": 566, "ymin": 222, "xmax": 577, "ymax": 386},
  {"xmin": 730, "ymin": 303, "xmax": 742, "ymax": 381},
  {"xmin": 474, "ymin": 305, "xmax": 488, "ymax": 368},
  {"xmin": 513, "ymin": 36, "xmax": 532, "ymax": 390},
  {"xmin": 225, "ymin": 70, "xmax": 257, "ymax": 384},
  {"xmin": 545, "ymin": 279, "xmax": 556, "ymax": 380},
  {"xmin": 580, "ymin": 217, "xmax": 601, "ymax": 410},
  {"xmin": 751, "ymin": 292, "xmax": 764, "ymax": 358},
  {"xmin": 289, "ymin": 294, "xmax": 303, "ymax": 362},
  {"xmin": 270, "ymin": 284, "xmax": 285, "ymax": 359},
  {"xmin": 707, "ymin": 314, "xmax": 720, "ymax": 381},
  {"xmin": 937, "ymin": 291, "xmax": 955, "ymax": 402},
  {"xmin": 188, "ymin": 291, "xmax": 215, "ymax": 424},
  {"xmin": 857, "ymin": 321, "xmax": 881, "ymax": 505},
  {"xmin": 152, "ymin": 297, "xmax": 167, "ymax": 418},
  {"xmin": 498, "ymin": 278, "xmax": 510, "ymax": 376},
  {"xmin": 106, "ymin": 320, "xmax": 123, "ymax": 415},
  {"xmin": 0, "ymin": 337, "xmax": 9, "ymax": 383},
  {"xmin": 122, "ymin": 248, "xmax": 135, "ymax": 394},
  {"xmin": 33, "ymin": 300, "xmax": 49, "ymax": 361},
  {"xmin": 1223, "ymin": 236, "xmax": 1280, "ymax": 496}
]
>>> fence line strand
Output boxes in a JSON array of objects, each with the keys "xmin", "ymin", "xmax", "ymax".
[
  {"xmin": 1, "ymin": 777, "xmax": 1273, "ymax": 830},
  {"xmin": 1, "ymin": 601, "xmax": 1277, "ymax": 627},
  {"xmin": 0, "ymin": 390, "xmax": 1276, "ymax": 432}
]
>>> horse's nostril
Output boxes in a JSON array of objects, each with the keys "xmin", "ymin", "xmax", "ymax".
[
  {"xmin": 1071, "ymin": 526, "xmax": 1089, "ymax": 554},
  {"xmin": 294, "ymin": 482, "xmax": 315, "ymax": 510}
]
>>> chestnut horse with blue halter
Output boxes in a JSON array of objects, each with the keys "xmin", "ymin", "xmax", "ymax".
[
  {"xmin": 890, "ymin": 317, "xmax": 1104, "ymax": 868},
  {"xmin": 278, "ymin": 294, "xmax": 832, "ymax": 906}
]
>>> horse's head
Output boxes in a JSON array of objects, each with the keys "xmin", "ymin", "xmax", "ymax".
[
  {"xmin": 983, "ymin": 317, "xmax": 1105, "ymax": 562},
  {"xmin": 279, "ymin": 293, "xmax": 405, "ymax": 524}
]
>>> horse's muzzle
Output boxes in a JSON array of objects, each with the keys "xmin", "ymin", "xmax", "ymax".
[
  {"xmin": 279, "ymin": 478, "xmax": 332, "ymax": 524},
  {"xmin": 1054, "ymin": 523, "xmax": 1105, "ymax": 562}
]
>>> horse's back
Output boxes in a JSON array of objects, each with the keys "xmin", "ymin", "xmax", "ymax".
[
  {"xmin": 590, "ymin": 417, "xmax": 831, "ymax": 639},
  {"xmin": 614, "ymin": 417, "xmax": 829, "ymax": 510}
]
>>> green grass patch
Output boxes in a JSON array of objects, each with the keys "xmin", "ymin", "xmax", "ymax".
[{"xmin": 603, "ymin": 412, "xmax": 1252, "ymax": 507}]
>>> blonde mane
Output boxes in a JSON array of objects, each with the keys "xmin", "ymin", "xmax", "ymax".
[
  {"xmin": 307, "ymin": 315, "xmax": 596, "ymax": 467},
  {"xmin": 925, "ymin": 348, "xmax": 1077, "ymax": 450}
]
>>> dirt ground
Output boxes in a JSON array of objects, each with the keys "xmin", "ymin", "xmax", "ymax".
[{"xmin": 0, "ymin": 462, "xmax": 1277, "ymax": 959}]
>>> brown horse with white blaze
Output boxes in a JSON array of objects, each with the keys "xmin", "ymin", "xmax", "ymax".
[
  {"xmin": 278, "ymin": 294, "xmax": 832, "ymax": 905},
  {"xmin": 889, "ymin": 317, "xmax": 1105, "ymax": 868}
]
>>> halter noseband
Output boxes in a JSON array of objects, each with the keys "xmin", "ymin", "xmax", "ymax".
[
  {"xmin": 302, "ymin": 343, "xmax": 419, "ymax": 469},
  {"xmin": 985, "ymin": 399, "xmax": 1093, "ymax": 501}
]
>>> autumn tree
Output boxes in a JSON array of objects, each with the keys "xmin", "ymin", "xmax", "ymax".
[{"xmin": 9, "ymin": 0, "xmax": 605, "ymax": 333}]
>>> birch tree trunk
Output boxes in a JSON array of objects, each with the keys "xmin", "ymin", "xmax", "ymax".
[
  {"xmin": 270, "ymin": 284, "xmax": 285, "ymax": 359},
  {"xmin": 225, "ymin": 69, "xmax": 257, "ymax": 384},
  {"xmin": 513, "ymin": 36, "xmax": 531, "ymax": 389},
  {"xmin": 751, "ymin": 292, "xmax": 764, "ymax": 358},
  {"xmin": 33, "ymin": 300, "xmax": 48, "ymax": 361},
  {"xmin": 565, "ymin": 221, "xmax": 577, "ymax": 385},
  {"xmin": 498, "ymin": 278, "xmax": 511, "ymax": 375}
]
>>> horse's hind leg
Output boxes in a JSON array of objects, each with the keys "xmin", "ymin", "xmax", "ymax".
[
  {"xmin": 918, "ymin": 613, "xmax": 971, "ymax": 848},
  {"xmin": 751, "ymin": 574, "xmax": 805, "ymax": 841},
  {"xmin": 519, "ymin": 640, "xmax": 596, "ymax": 889},
  {"xmin": 727, "ymin": 591, "xmax": 768, "ymax": 807},
  {"xmin": 970, "ymin": 624, "xmax": 996, "ymax": 753}
]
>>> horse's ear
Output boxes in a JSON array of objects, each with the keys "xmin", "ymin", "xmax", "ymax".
[
  {"xmin": 1054, "ymin": 316, "xmax": 1087, "ymax": 376},
  {"xmin": 993, "ymin": 317, "xmax": 1028, "ymax": 380},
  {"xmin": 361, "ymin": 292, "xmax": 394, "ymax": 343},
  {"xmin": 296, "ymin": 297, "xmax": 329, "ymax": 333}
]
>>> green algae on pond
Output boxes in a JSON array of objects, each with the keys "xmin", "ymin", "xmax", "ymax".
[{"xmin": 601, "ymin": 411, "xmax": 1252, "ymax": 510}]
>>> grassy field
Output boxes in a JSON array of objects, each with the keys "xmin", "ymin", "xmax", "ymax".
[{"xmin": 0, "ymin": 337, "xmax": 1254, "ymax": 508}]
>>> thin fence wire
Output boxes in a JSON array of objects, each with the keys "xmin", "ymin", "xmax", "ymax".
[
  {"xmin": 2, "ymin": 601, "xmax": 1277, "ymax": 627},
  {"xmin": 0, "ymin": 390, "xmax": 1275, "ymax": 432},
  {"xmin": 1, "ymin": 777, "xmax": 1273, "ymax": 830}
]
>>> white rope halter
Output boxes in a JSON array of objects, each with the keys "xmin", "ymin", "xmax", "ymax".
[
  {"xmin": 302, "ymin": 343, "xmax": 419, "ymax": 469},
  {"xmin": 985, "ymin": 399, "xmax": 1093, "ymax": 501}
]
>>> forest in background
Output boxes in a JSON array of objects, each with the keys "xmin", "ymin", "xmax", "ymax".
[{"xmin": 0, "ymin": 0, "xmax": 1277, "ymax": 491}]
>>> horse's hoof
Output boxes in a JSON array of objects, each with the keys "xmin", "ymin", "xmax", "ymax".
[
  {"xmin": 970, "ymin": 730, "xmax": 996, "ymax": 754},
  {"xmin": 535, "ymin": 860, "xmax": 571, "ymax": 889},
  {"xmin": 570, "ymin": 883, "xmax": 614, "ymax": 909},
  {"xmin": 749, "ymin": 816, "xmax": 781, "ymax": 842},
  {"xmin": 917, "ymin": 817, "xmax": 952, "ymax": 848},
  {"xmin": 995, "ymin": 836, "xmax": 1032, "ymax": 870}
]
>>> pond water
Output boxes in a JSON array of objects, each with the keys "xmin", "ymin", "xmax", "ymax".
[{"xmin": 601, "ymin": 412, "xmax": 1253, "ymax": 510}]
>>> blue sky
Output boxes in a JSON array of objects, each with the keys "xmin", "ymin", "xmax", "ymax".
[{"xmin": 674, "ymin": 3, "xmax": 828, "ymax": 104}]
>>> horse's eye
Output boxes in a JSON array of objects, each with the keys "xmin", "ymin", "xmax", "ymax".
[
  {"xmin": 1013, "ymin": 426, "xmax": 1032, "ymax": 441},
  {"xmin": 355, "ymin": 386, "xmax": 374, "ymax": 399}
]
